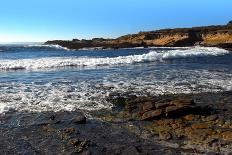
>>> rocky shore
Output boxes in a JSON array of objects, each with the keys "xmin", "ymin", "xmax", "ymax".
[
  {"xmin": 1, "ymin": 91, "xmax": 232, "ymax": 154},
  {"xmin": 45, "ymin": 21, "xmax": 232, "ymax": 50}
]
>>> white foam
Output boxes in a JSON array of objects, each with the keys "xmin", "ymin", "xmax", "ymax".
[
  {"xmin": 0, "ymin": 47, "xmax": 229, "ymax": 71},
  {"xmin": 24, "ymin": 44, "xmax": 71, "ymax": 51},
  {"xmin": 0, "ymin": 81, "xmax": 112, "ymax": 114},
  {"xmin": 0, "ymin": 103, "xmax": 16, "ymax": 115},
  {"xmin": 0, "ymin": 46, "xmax": 231, "ymax": 114},
  {"xmin": 79, "ymin": 47, "xmax": 103, "ymax": 51},
  {"xmin": 0, "ymin": 67, "xmax": 232, "ymax": 115}
]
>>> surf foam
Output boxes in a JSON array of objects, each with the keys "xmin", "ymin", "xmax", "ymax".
[
  {"xmin": 24, "ymin": 44, "xmax": 71, "ymax": 51},
  {"xmin": 0, "ymin": 46, "xmax": 229, "ymax": 71},
  {"xmin": 0, "ymin": 68, "xmax": 232, "ymax": 115}
]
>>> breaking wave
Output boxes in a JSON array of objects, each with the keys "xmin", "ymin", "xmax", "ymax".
[
  {"xmin": 23, "ymin": 44, "xmax": 71, "ymax": 51},
  {"xmin": 0, "ymin": 47, "xmax": 229, "ymax": 71},
  {"xmin": 0, "ymin": 44, "xmax": 71, "ymax": 52}
]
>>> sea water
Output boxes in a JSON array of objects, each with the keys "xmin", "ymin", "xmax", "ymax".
[{"xmin": 0, "ymin": 44, "xmax": 232, "ymax": 114}]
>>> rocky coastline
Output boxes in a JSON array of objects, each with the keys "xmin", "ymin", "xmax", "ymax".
[
  {"xmin": 1, "ymin": 91, "xmax": 232, "ymax": 154},
  {"xmin": 1, "ymin": 21, "xmax": 232, "ymax": 155},
  {"xmin": 45, "ymin": 21, "xmax": 232, "ymax": 51}
]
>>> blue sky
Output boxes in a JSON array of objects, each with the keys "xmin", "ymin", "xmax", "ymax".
[{"xmin": 0, "ymin": 0, "xmax": 231, "ymax": 42}]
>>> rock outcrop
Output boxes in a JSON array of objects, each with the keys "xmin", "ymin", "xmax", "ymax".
[
  {"xmin": 45, "ymin": 21, "xmax": 232, "ymax": 50},
  {"xmin": 101, "ymin": 91, "xmax": 232, "ymax": 154},
  {"xmin": 1, "ymin": 91, "xmax": 232, "ymax": 154}
]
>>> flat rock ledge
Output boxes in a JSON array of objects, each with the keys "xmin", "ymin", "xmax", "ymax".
[
  {"xmin": 103, "ymin": 91, "xmax": 232, "ymax": 154},
  {"xmin": 1, "ymin": 91, "xmax": 232, "ymax": 154}
]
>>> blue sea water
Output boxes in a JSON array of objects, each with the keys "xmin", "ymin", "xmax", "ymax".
[{"xmin": 0, "ymin": 44, "xmax": 232, "ymax": 114}]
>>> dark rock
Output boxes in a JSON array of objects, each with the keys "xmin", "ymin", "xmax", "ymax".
[
  {"xmin": 155, "ymin": 101, "xmax": 171, "ymax": 109},
  {"xmin": 228, "ymin": 20, "xmax": 232, "ymax": 25},
  {"xmin": 50, "ymin": 115, "xmax": 55, "ymax": 120},
  {"xmin": 165, "ymin": 106, "xmax": 181, "ymax": 114},
  {"xmin": 69, "ymin": 138, "xmax": 81, "ymax": 146},
  {"xmin": 63, "ymin": 128, "xmax": 76, "ymax": 134},
  {"xmin": 206, "ymin": 152, "xmax": 221, "ymax": 155},
  {"xmin": 141, "ymin": 109, "xmax": 163, "ymax": 120},
  {"xmin": 71, "ymin": 115, "xmax": 86, "ymax": 124},
  {"xmin": 2, "ymin": 91, "xmax": 232, "ymax": 154},
  {"xmin": 127, "ymin": 97, "xmax": 152, "ymax": 104},
  {"xmin": 121, "ymin": 146, "xmax": 140, "ymax": 155},
  {"xmin": 204, "ymin": 115, "xmax": 218, "ymax": 121},
  {"xmin": 80, "ymin": 150, "xmax": 91, "ymax": 155}
]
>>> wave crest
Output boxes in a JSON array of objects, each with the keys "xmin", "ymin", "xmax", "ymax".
[
  {"xmin": 24, "ymin": 44, "xmax": 71, "ymax": 51},
  {"xmin": 0, "ymin": 47, "xmax": 229, "ymax": 71},
  {"xmin": 0, "ymin": 44, "xmax": 71, "ymax": 52}
]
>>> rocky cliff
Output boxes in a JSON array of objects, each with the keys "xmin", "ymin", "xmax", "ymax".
[{"xmin": 45, "ymin": 21, "xmax": 232, "ymax": 50}]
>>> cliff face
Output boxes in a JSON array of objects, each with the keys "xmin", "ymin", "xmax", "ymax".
[{"xmin": 45, "ymin": 21, "xmax": 232, "ymax": 50}]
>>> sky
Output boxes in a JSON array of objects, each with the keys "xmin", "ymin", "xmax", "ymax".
[{"xmin": 0, "ymin": 0, "xmax": 231, "ymax": 42}]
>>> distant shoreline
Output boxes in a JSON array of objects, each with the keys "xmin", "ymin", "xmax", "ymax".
[{"xmin": 45, "ymin": 21, "xmax": 232, "ymax": 51}]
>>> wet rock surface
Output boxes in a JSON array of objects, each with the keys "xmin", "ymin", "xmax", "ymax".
[
  {"xmin": 0, "ymin": 111, "xmax": 176, "ymax": 155},
  {"xmin": 1, "ymin": 91, "xmax": 232, "ymax": 154},
  {"xmin": 102, "ymin": 91, "xmax": 232, "ymax": 154}
]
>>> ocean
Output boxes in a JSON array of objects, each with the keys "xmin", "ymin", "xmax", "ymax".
[{"xmin": 0, "ymin": 44, "xmax": 232, "ymax": 114}]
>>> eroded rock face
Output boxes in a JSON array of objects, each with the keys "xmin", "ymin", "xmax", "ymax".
[
  {"xmin": 124, "ymin": 97, "xmax": 199, "ymax": 120},
  {"xmin": 45, "ymin": 21, "xmax": 232, "ymax": 50}
]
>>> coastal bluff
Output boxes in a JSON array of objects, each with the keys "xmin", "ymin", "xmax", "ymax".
[{"xmin": 45, "ymin": 21, "xmax": 232, "ymax": 50}]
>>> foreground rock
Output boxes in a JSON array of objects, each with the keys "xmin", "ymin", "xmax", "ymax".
[
  {"xmin": 45, "ymin": 20, "xmax": 232, "ymax": 50},
  {"xmin": 1, "ymin": 91, "xmax": 232, "ymax": 154},
  {"xmin": 0, "ymin": 111, "xmax": 177, "ymax": 155},
  {"xmin": 102, "ymin": 91, "xmax": 232, "ymax": 154}
]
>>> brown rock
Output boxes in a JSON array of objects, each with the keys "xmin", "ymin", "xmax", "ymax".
[
  {"xmin": 63, "ymin": 127, "xmax": 76, "ymax": 134},
  {"xmin": 155, "ymin": 100, "xmax": 171, "ymax": 109},
  {"xmin": 165, "ymin": 106, "xmax": 180, "ymax": 114},
  {"xmin": 188, "ymin": 129, "xmax": 214, "ymax": 143},
  {"xmin": 191, "ymin": 123, "xmax": 209, "ymax": 129},
  {"xmin": 69, "ymin": 138, "xmax": 80, "ymax": 146},
  {"xmin": 141, "ymin": 101, "xmax": 154, "ymax": 113},
  {"xmin": 141, "ymin": 109, "xmax": 163, "ymax": 120},
  {"xmin": 159, "ymin": 131, "xmax": 172, "ymax": 140},
  {"xmin": 221, "ymin": 131, "xmax": 232, "ymax": 141},
  {"xmin": 171, "ymin": 120, "xmax": 185, "ymax": 129},
  {"xmin": 170, "ymin": 99, "xmax": 194, "ymax": 107},
  {"xmin": 46, "ymin": 21, "xmax": 232, "ymax": 50},
  {"xmin": 154, "ymin": 119, "xmax": 174, "ymax": 127},
  {"xmin": 205, "ymin": 115, "xmax": 218, "ymax": 122},
  {"xmin": 183, "ymin": 114, "xmax": 194, "ymax": 121}
]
